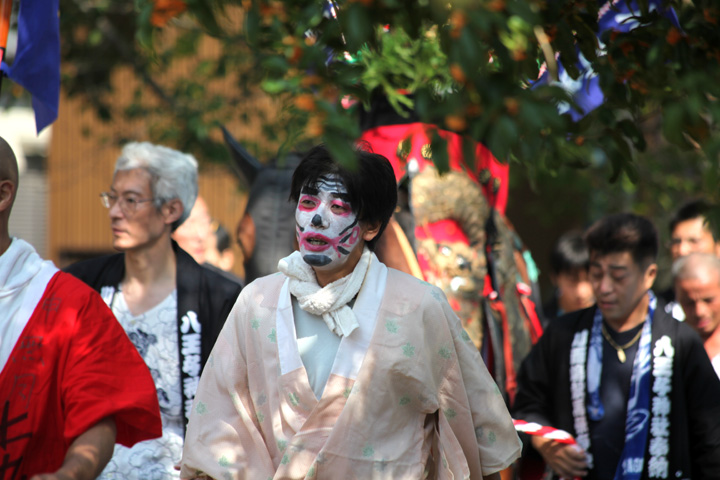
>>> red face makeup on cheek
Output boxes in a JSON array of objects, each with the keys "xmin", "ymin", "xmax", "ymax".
[
  {"xmin": 295, "ymin": 178, "xmax": 361, "ymax": 269},
  {"xmin": 330, "ymin": 199, "xmax": 352, "ymax": 217}
]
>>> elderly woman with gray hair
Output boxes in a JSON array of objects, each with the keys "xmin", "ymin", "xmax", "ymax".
[{"xmin": 66, "ymin": 142, "xmax": 242, "ymax": 479}]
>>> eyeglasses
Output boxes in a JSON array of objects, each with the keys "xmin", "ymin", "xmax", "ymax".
[{"xmin": 100, "ymin": 192, "xmax": 155, "ymax": 215}]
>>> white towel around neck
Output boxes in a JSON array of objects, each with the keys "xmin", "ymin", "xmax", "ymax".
[{"xmin": 277, "ymin": 247, "xmax": 372, "ymax": 337}]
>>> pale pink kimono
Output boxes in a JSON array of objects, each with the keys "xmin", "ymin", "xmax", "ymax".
[{"xmin": 180, "ymin": 255, "xmax": 521, "ymax": 479}]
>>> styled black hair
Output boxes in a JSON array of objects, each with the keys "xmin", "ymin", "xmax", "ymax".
[
  {"xmin": 669, "ymin": 199, "xmax": 715, "ymax": 238},
  {"xmin": 289, "ymin": 144, "xmax": 398, "ymax": 250},
  {"xmin": 584, "ymin": 213, "xmax": 658, "ymax": 268},
  {"xmin": 550, "ymin": 230, "xmax": 589, "ymax": 275}
]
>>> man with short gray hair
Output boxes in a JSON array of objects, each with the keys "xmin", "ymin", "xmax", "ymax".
[
  {"xmin": 66, "ymin": 141, "xmax": 242, "ymax": 479},
  {"xmin": 673, "ymin": 252, "xmax": 720, "ymax": 377}
]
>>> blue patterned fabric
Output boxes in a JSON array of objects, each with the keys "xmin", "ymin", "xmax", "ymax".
[{"xmin": 586, "ymin": 290, "xmax": 657, "ymax": 480}]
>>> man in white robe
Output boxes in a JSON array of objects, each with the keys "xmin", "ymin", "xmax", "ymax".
[{"xmin": 180, "ymin": 144, "xmax": 521, "ymax": 479}]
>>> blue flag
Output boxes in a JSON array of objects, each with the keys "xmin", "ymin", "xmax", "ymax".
[
  {"xmin": 535, "ymin": 50, "xmax": 604, "ymax": 122},
  {"xmin": 1, "ymin": 0, "xmax": 60, "ymax": 134},
  {"xmin": 597, "ymin": 0, "xmax": 680, "ymax": 34},
  {"xmin": 535, "ymin": 0, "xmax": 679, "ymax": 121}
]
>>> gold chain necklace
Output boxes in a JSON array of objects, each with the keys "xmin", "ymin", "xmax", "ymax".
[{"xmin": 601, "ymin": 323, "xmax": 643, "ymax": 363}]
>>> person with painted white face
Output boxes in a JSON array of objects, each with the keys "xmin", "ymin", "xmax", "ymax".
[{"xmin": 180, "ymin": 144, "xmax": 521, "ymax": 480}]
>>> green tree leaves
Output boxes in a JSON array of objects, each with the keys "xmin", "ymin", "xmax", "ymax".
[{"xmin": 53, "ymin": 0, "xmax": 719, "ymax": 195}]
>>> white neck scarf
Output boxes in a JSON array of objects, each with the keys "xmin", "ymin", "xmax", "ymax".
[
  {"xmin": 0, "ymin": 238, "xmax": 58, "ymax": 370},
  {"xmin": 278, "ymin": 246, "xmax": 372, "ymax": 337},
  {"xmin": 0, "ymin": 238, "xmax": 45, "ymax": 297}
]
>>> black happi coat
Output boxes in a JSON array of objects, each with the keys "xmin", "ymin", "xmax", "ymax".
[
  {"xmin": 512, "ymin": 303, "xmax": 720, "ymax": 480},
  {"xmin": 65, "ymin": 241, "xmax": 242, "ymax": 433}
]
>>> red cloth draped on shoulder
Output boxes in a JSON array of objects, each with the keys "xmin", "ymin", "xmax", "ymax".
[{"xmin": 0, "ymin": 272, "xmax": 161, "ymax": 478}]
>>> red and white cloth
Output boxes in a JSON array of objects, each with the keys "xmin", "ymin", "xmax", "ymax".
[
  {"xmin": 0, "ymin": 238, "xmax": 161, "ymax": 478},
  {"xmin": 513, "ymin": 419, "xmax": 576, "ymax": 444}
]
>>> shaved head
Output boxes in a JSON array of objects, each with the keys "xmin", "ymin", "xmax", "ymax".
[
  {"xmin": 674, "ymin": 252, "xmax": 720, "ymax": 343},
  {"xmin": 0, "ymin": 136, "xmax": 18, "ymax": 185},
  {"xmin": 673, "ymin": 252, "xmax": 720, "ymax": 283},
  {"xmin": 0, "ymin": 136, "xmax": 19, "ymax": 253}
]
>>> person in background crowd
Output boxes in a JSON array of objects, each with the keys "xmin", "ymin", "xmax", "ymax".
[
  {"xmin": 0, "ymin": 136, "xmax": 162, "ymax": 479},
  {"xmin": 543, "ymin": 230, "xmax": 595, "ymax": 321},
  {"xmin": 66, "ymin": 142, "xmax": 242, "ymax": 480},
  {"xmin": 174, "ymin": 196, "xmax": 242, "ymax": 286},
  {"xmin": 513, "ymin": 212, "xmax": 720, "ymax": 480},
  {"xmin": 204, "ymin": 220, "xmax": 243, "ymax": 285},
  {"xmin": 172, "ymin": 194, "xmax": 212, "ymax": 265},
  {"xmin": 673, "ymin": 252, "xmax": 720, "ymax": 377},
  {"xmin": 179, "ymin": 144, "xmax": 521, "ymax": 480},
  {"xmin": 664, "ymin": 199, "xmax": 720, "ymax": 319},
  {"xmin": 668, "ymin": 200, "xmax": 720, "ymax": 261},
  {"xmin": 205, "ymin": 220, "xmax": 236, "ymax": 273}
]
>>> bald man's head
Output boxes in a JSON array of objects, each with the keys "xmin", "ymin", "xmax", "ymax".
[
  {"xmin": 0, "ymin": 137, "xmax": 19, "ymax": 248},
  {"xmin": 0, "ymin": 137, "xmax": 18, "ymax": 186},
  {"xmin": 674, "ymin": 252, "xmax": 720, "ymax": 340},
  {"xmin": 673, "ymin": 252, "xmax": 720, "ymax": 283},
  {"xmin": 0, "ymin": 136, "xmax": 18, "ymax": 186}
]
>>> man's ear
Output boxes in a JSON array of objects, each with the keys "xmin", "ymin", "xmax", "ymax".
[
  {"xmin": 162, "ymin": 199, "xmax": 184, "ymax": 226},
  {"xmin": 0, "ymin": 180, "xmax": 16, "ymax": 214},
  {"xmin": 644, "ymin": 262, "xmax": 658, "ymax": 289},
  {"xmin": 362, "ymin": 221, "xmax": 382, "ymax": 243}
]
